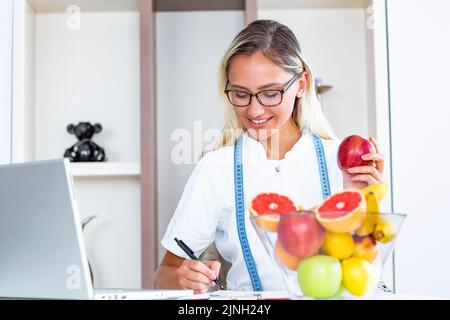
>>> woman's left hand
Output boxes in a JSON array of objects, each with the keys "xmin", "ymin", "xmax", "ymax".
[{"xmin": 343, "ymin": 137, "xmax": 385, "ymax": 189}]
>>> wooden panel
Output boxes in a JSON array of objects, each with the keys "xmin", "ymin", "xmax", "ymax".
[
  {"xmin": 245, "ymin": 0, "xmax": 257, "ymax": 24},
  {"xmin": 154, "ymin": 0, "xmax": 244, "ymax": 11},
  {"xmin": 139, "ymin": 0, "xmax": 156, "ymax": 289}
]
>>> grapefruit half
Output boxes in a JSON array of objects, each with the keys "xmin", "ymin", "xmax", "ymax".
[
  {"xmin": 249, "ymin": 193, "xmax": 297, "ymax": 232},
  {"xmin": 316, "ymin": 189, "xmax": 366, "ymax": 233}
]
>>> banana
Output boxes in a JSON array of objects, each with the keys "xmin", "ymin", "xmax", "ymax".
[
  {"xmin": 356, "ymin": 182, "xmax": 388, "ymax": 236},
  {"xmin": 372, "ymin": 218, "xmax": 397, "ymax": 243},
  {"xmin": 355, "ymin": 191, "xmax": 380, "ymax": 236},
  {"xmin": 361, "ymin": 182, "xmax": 389, "ymax": 201}
]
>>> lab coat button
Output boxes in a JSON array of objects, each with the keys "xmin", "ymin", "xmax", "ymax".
[{"xmin": 275, "ymin": 165, "xmax": 280, "ymax": 173}]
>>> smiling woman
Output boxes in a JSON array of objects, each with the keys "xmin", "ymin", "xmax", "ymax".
[
  {"xmin": 217, "ymin": 20, "xmax": 335, "ymax": 153},
  {"xmin": 154, "ymin": 19, "xmax": 385, "ymax": 294},
  {"xmin": 224, "ymin": 51, "xmax": 308, "ymax": 155}
]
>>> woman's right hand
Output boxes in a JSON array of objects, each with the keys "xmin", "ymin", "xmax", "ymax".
[{"xmin": 176, "ymin": 260, "xmax": 221, "ymax": 294}]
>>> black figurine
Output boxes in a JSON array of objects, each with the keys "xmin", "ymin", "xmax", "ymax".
[{"xmin": 64, "ymin": 122, "xmax": 106, "ymax": 162}]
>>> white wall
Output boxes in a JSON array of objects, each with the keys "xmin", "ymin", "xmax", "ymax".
[
  {"xmin": 12, "ymin": 0, "xmax": 36, "ymax": 163},
  {"xmin": 259, "ymin": 8, "xmax": 371, "ymax": 140},
  {"xmin": 387, "ymin": 0, "xmax": 450, "ymax": 298},
  {"xmin": 0, "ymin": 0, "xmax": 13, "ymax": 165},
  {"xmin": 156, "ymin": 11, "xmax": 245, "ymax": 260},
  {"xmin": 74, "ymin": 176, "xmax": 141, "ymax": 288}
]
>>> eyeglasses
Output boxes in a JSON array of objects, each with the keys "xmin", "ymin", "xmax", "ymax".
[{"xmin": 224, "ymin": 73, "xmax": 301, "ymax": 107}]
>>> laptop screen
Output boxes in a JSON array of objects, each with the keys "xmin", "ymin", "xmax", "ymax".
[{"xmin": 0, "ymin": 159, "xmax": 93, "ymax": 299}]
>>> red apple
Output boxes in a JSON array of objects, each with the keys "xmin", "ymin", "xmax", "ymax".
[
  {"xmin": 337, "ymin": 135, "xmax": 376, "ymax": 170},
  {"xmin": 277, "ymin": 211, "xmax": 325, "ymax": 259}
]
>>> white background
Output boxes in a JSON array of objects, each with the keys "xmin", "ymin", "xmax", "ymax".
[{"xmin": 388, "ymin": 0, "xmax": 450, "ymax": 298}]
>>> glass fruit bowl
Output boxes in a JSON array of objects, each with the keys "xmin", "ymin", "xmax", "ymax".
[{"xmin": 250, "ymin": 211, "xmax": 406, "ymax": 299}]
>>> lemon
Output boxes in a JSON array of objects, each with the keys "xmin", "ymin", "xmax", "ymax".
[
  {"xmin": 322, "ymin": 232, "xmax": 354, "ymax": 260},
  {"xmin": 342, "ymin": 257, "xmax": 375, "ymax": 296}
]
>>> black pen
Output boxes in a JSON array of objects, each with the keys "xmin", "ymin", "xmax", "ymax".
[{"xmin": 174, "ymin": 237, "xmax": 224, "ymax": 290}]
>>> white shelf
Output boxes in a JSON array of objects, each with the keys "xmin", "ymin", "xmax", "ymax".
[
  {"xmin": 27, "ymin": 0, "xmax": 139, "ymax": 13},
  {"xmin": 69, "ymin": 162, "xmax": 140, "ymax": 177}
]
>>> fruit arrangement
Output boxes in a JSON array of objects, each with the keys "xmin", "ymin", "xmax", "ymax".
[{"xmin": 250, "ymin": 182, "xmax": 405, "ymax": 299}]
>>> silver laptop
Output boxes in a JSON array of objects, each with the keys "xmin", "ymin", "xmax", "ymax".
[{"xmin": 0, "ymin": 159, "xmax": 192, "ymax": 300}]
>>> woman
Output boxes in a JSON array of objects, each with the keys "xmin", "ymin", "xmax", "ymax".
[{"xmin": 154, "ymin": 20, "xmax": 384, "ymax": 293}]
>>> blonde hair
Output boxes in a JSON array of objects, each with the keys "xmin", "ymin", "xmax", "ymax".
[{"xmin": 215, "ymin": 19, "xmax": 335, "ymax": 149}]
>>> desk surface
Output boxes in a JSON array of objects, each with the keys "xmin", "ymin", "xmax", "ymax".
[{"xmin": 373, "ymin": 293, "xmax": 445, "ymax": 300}]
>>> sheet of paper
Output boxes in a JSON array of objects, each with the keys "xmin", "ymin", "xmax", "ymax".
[{"xmin": 174, "ymin": 290, "xmax": 291, "ymax": 300}]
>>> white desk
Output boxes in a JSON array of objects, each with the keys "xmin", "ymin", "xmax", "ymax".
[
  {"xmin": 176, "ymin": 290, "xmax": 444, "ymax": 300},
  {"xmin": 373, "ymin": 293, "xmax": 445, "ymax": 300}
]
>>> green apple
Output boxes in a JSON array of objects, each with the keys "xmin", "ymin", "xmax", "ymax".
[
  {"xmin": 332, "ymin": 284, "xmax": 346, "ymax": 299},
  {"xmin": 297, "ymin": 255, "xmax": 342, "ymax": 299}
]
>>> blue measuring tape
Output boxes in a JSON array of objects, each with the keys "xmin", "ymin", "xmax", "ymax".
[
  {"xmin": 234, "ymin": 135, "xmax": 264, "ymax": 291},
  {"xmin": 233, "ymin": 133, "xmax": 331, "ymax": 291},
  {"xmin": 312, "ymin": 134, "xmax": 331, "ymax": 199}
]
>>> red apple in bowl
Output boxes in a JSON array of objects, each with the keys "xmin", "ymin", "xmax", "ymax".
[
  {"xmin": 277, "ymin": 211, "xmax": 325, "ymax": 259},
  {"xmin": 337, "ymin": 135, "xmax": 376, "ymax": 170}
]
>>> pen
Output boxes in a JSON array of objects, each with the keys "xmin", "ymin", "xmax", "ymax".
[{"xmin": 174, "ymin": 237, "xmax": 224, "ymax": 290}]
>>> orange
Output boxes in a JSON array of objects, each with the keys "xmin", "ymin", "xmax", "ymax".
[{"xmin": 275, "ymin": 240, "xmax": 300, "ymax": 271}]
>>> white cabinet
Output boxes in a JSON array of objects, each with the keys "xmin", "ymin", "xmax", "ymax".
[
  {"xmin": 11, "ymin": 0, "xmax": 142, "ymax": 288},
  {"xmin": 0, "ymin": 0, "xmax": 13, "ymax": 165},
  {"xmin": 387, "ymin": 0, "xmax": 450, "ymax": 298}
]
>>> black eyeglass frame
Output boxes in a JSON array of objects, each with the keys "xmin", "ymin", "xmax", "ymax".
[{"xmin": 224, "ymin": 72, "xmax": 302, "ymax": 107}]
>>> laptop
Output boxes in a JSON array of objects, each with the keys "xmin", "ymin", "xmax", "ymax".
[{"xmin": 0, "ymin": 159, "xmax": 192, "ymax": 300}]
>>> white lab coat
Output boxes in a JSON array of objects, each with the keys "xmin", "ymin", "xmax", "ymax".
[{"xmin": 161, "ymin": 130, "xmax": 343, "ymax": 291}]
